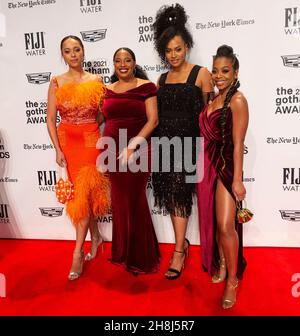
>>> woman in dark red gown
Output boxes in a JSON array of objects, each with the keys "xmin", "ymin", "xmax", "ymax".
[
  {"xmin": 101, "ymin": 48, "xmax": 160, "ymax": 274},
  {"xmin": 197, "ymin": 45, "xmax": 248, "ymax": 309}
]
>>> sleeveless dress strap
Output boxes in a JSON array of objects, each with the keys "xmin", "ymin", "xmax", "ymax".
[
  {"xmin": 187, "ymin": 65, "xmax": 201, "ymax": 85},
  {"xmin": 159, "ymin": 72, "xmax": 168, "ymax": 86}
]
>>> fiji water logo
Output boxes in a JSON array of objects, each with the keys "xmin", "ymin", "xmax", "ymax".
[
  {"xmin": 282, "ymin": 168, "xmax": 300, "ymax": 191},
  {"xmin": 24, "ymin": 32, "xmax": 46, "ymax": 56},
  {"xmin": 284, "ymin": 8, "xmax": 300, "ymax": 35},
  {"xmin": 79, "ymin": 0, "xmax": 102, "ymax": 13},
  {"xmin": 37, "ymin": 170, "xmax": 57, "ymax": 191},
  {"xmin": 0, "ymin": 204, "xmax": 9, "ymax": 224}
]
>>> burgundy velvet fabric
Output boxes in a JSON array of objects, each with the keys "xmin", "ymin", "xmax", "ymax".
[
  {"xmin": 197, "ymin": 105, "xmax": 246, "ymax": 279},
  {"xmin": 102, "ymin": 82, "xmax": 160, "ymax": 274}
]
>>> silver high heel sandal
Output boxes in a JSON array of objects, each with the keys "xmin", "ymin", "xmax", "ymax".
[
  {"xmin": 68, "ymin": 250, "xmax": 84, "ymax": 281},
  {"xmin": 85, "ymin": 235, "xmax": 104, "ymax": 261}
]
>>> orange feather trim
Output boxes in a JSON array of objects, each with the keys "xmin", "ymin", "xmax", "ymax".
[
  {"xmin": 66, "ymin": 165, "xmax": 110, "ymax": 226},
  {"xmin": 56, "ymin": 81, "xmax": 106, "ymax": 111}
]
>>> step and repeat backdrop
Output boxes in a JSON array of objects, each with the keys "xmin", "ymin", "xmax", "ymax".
[{"xmin": 0, "ymin": 0, "xmax": 299, "ymax": 246}]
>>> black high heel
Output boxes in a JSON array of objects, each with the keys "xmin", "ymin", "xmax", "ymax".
[{"xmin": 165, "ymin": 249, "xmax": 185, "ymax": 280}]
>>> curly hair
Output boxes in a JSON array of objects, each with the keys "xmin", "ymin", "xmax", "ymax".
[
  {"xmin": 153, "ymin": 3, "xmax": 194, "ymax": 63},
  {"xmin": 214, "ymin": 45, "xmax": 240, "ymax": 170},
  {"xmin": 110, "ymin": 47, "xmax": 149, "ymax": 83}
]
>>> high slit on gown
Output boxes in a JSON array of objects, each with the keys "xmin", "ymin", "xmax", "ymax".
[{"xmin": 197, "ymin": 105, "xmax": 247, "ymax": 279}]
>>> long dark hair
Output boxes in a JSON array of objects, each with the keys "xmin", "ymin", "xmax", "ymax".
[
  {"xmin": 214, "ymin": 45, "xmax": 240, "ymax": 170},
  {"xmin": 153, "ymin": 3, "xmax": 194, "ymax": 64},
  {"xmin": 110, "ymin": 47, "xmax": 148, "ymax": 83},
  {"xmin": 60, "ymin": 35, "xmax": 84, "ymax": 56}
]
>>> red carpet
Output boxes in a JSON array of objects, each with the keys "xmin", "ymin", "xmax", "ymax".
[{"xmin": 0, "ymin": 239, "xmax": 299, "ymax": 316}]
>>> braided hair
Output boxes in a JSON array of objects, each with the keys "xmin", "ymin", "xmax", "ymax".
[
  {"xmin": 213, "ymin": 45, "xmax": 240, "ymax": 170},
  {"xmin": 110, "ymin": 47, "xmax": 148, "ymax": 83},
  {"xmin": 153, "ymin": 3, "xmax": 194, "ymax": 64}
]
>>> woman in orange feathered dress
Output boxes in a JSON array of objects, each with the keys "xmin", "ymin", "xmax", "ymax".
[{"xmin": 47, "ymin": 35, "xmax": 110, "ymax": 280}]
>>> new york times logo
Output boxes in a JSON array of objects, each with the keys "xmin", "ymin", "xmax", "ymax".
[
  {"xmin": 151, "ymin": 208, "xmax": 169, "ymax": 216},
  {"xmin": 8, "ymin": 1, "xmax": 56, "ymax": 9},
  {"xmin": 24, "ymin": 32, "xmax": 46, "ymax": 56},
  {"xmin": 79, "ymin": 0, "xmax": 102, "ymax": 13},
  {"xmin": 80, "ymin": 29, "xmax": 106, "ymax": 42},
  {"xmin": 284, "ymin": 8, "xmax": 300, "ymax": 35},
  {"xmin": 279, "ymin": 210, "xmax": 300, "ymax": 221},
  {"xmin": 39, "ymin": 207, "xmax": 63, "ymax": 217},
  {"xmin": 26, "ymin": 72, "xmax": 51, "ymax": 84},
  {"xmin": 0, "ymin": 204, "xmax": 9, "ymax": 224}
]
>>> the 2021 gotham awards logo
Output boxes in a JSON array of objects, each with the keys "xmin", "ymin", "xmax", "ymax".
[
  {"xmin": 80, "ymin": 29, "xmax": 107, "ymax": 42},
  {"xmin": 282, "ymin": 168, "xmax": 300, "ymax": 191},
  {"xmin": 279, "ymin": 210, "xmax": 300, "ymax": 221},
  {"xmin": 79, "ymin": 0, "xmax": 102, "ymax": 13},
  {"xmin": 0, "ymin": 204, "xmax": 10, "ymax": 224},
  {"xmin": 39, "ymin": 207, "xmax": 63, "ymax": 217},
  {"xmin": 37, "ymin": 170, "xmax": 57, "ymax": 192},
  {"xmin": 281, "ymin": 54, "xmax": 300, "ymax": 68},
  {"xmin": 284, "ymin": 7, "xmax": 300, "ymax": 35},
  {"xmin": 25, "ymin": 99, "xmax": 60, "ymax": 125},
  {"xmin": 24, "ymin": 32, "xmax": 46, "ymax": 56},
  {"xmin": 26, "ymin": 72, "xmax": 51, "ymax": 84},
  {"xmin": 83, "ymin": 59, "xmax": 110, "ymax": 84},
  {"xmin": 275, "ymin": 86, "xmax": 300, "ymax": 115},
  {"xmin": 138, "ymin": 15, "xmax": 154, "ymax": 43},
  {"xmin": 0, "ymin": 138, "xmax": 10, "ymax": 159}
]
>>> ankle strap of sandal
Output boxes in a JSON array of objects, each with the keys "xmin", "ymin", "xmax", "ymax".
[{"xmin": 174, "ymin": 249, "xmax": 185, "ymax": 254}]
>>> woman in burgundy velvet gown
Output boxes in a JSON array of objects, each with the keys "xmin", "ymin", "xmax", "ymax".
[
  {"xmin": 101, "ymin": 48, "xmax": 160, "ymax": 274},
  {"xmin": 197, "ymin": 45, "xmax": 249, "ymax": 309}
]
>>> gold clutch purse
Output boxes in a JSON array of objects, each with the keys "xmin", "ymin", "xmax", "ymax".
[{"xmin": 236, "ymin": 200, "xmax": 253, "ymax": 224}]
